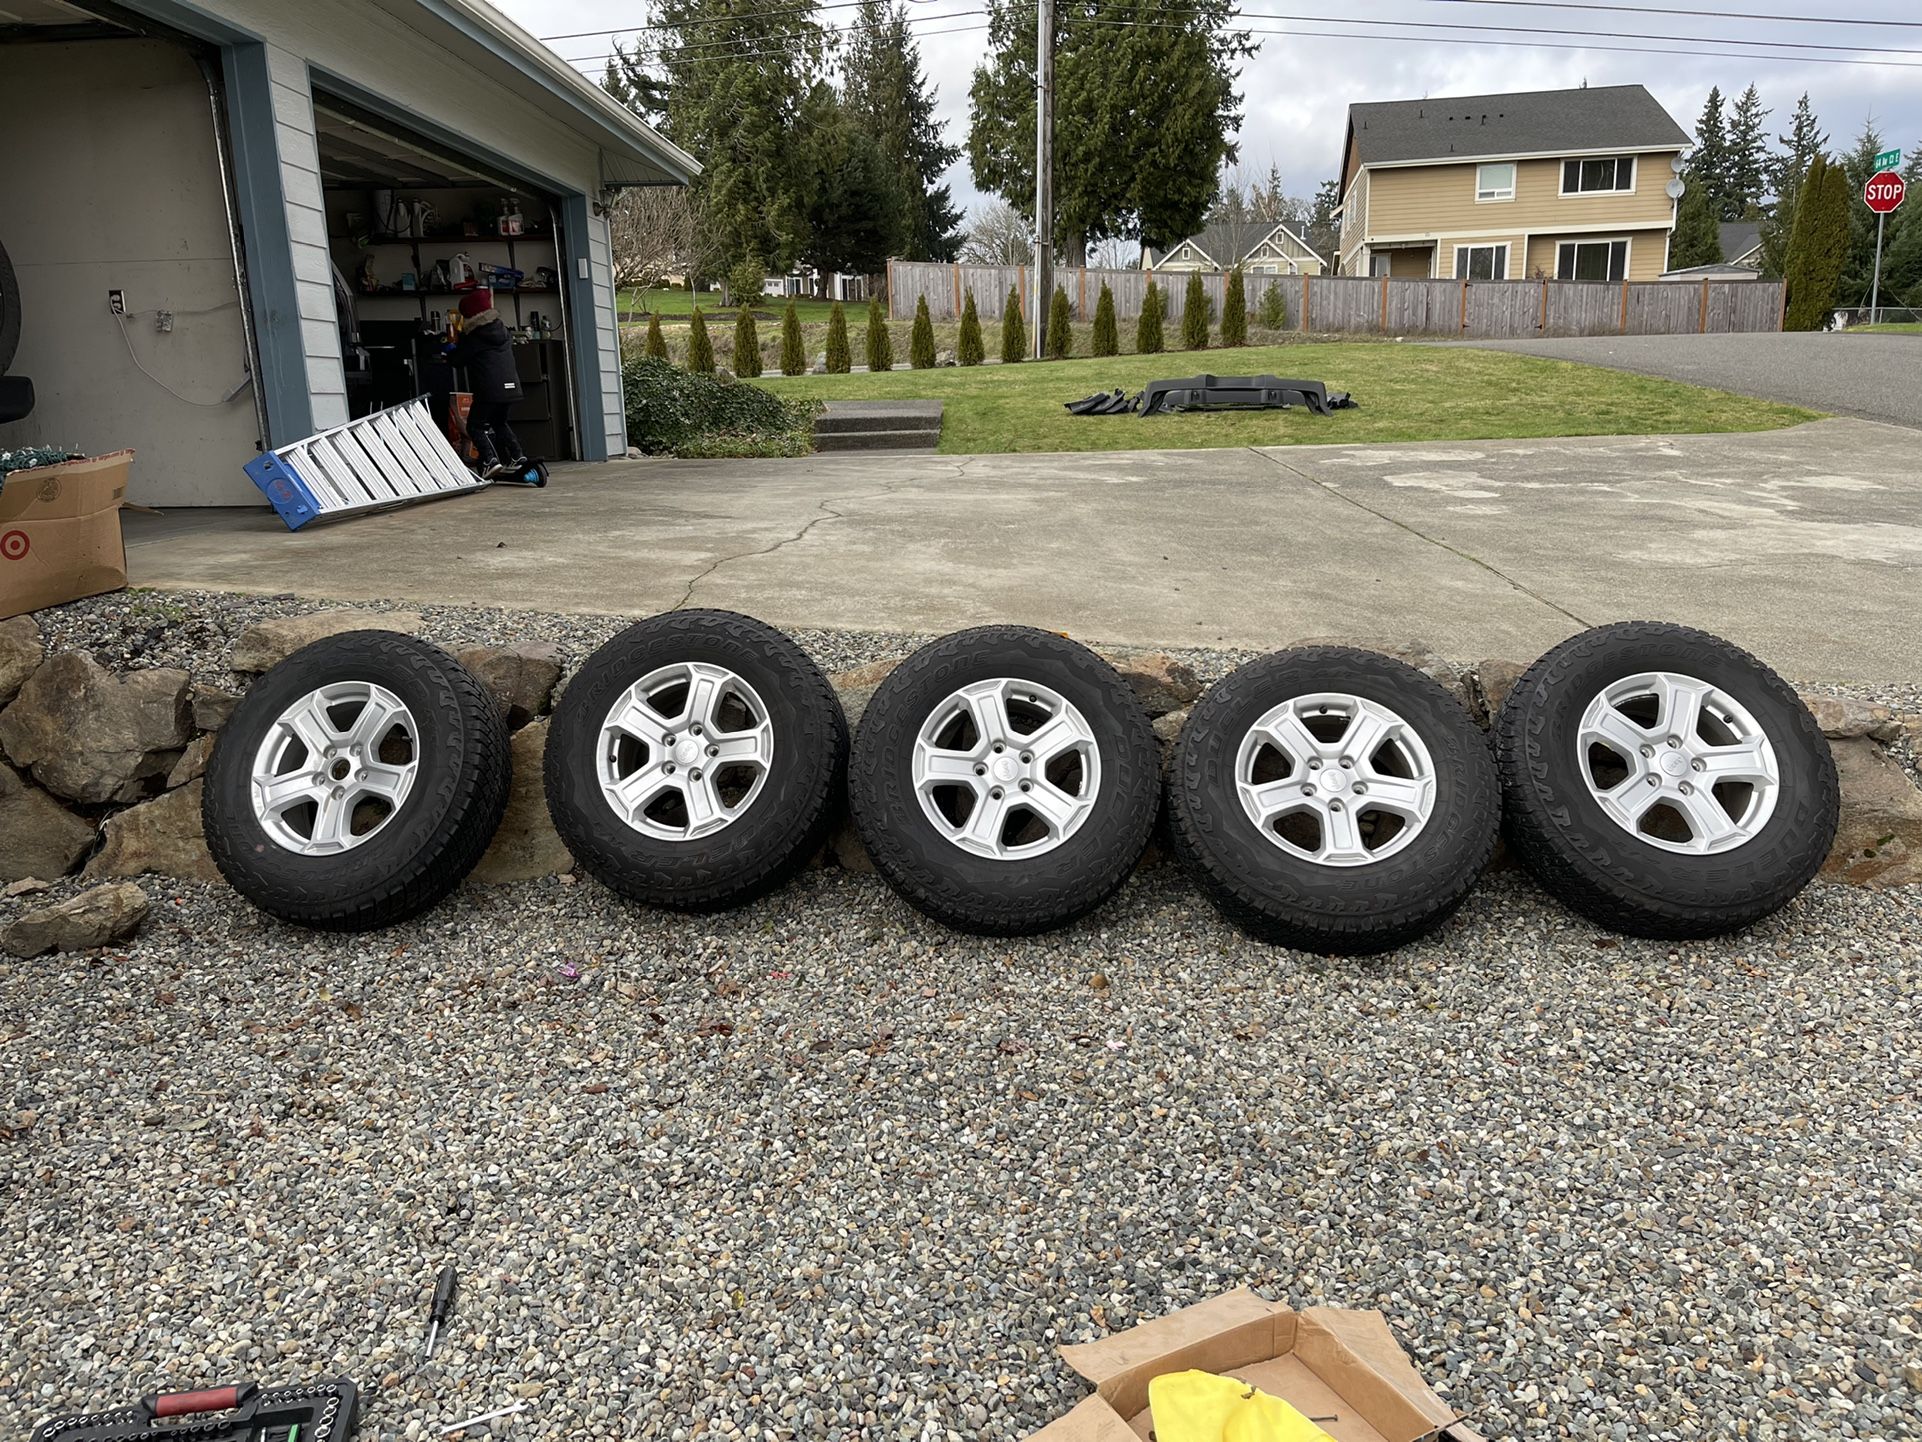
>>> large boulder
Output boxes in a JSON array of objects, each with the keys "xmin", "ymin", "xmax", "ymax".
[
  {"xmin": 471, "ymin": 722, "xmax": 572, "ymax": 882},
  {"xmin": 828, "ymin": 657, "xmax": 902, "ymax": 734},
  {"xmin": 0, "ymin": 763, "xmax": 95, "ymax": 883},
  {"xmin": 84, "ymin": 781, "xmax": 220, "ymax": 884},
  {"xmin": 0, "ymin": 616, "xmax": 44, "ymax": 707},
  {"xmin": 0, "ymin": 653, "xmax": 191, "ymax": 804},
  {"xmin": 2, "ymin": 882, "xmax": 150, "ymax": 958},
  {"xmin": 191, "ymin": 684, "xmax": 240, "ymax": 732},
  {"xmin": 1103, "ymin": 651, "xmax": 1203, "ymax": 718},
  {"xmin": 1473, "ymin": 658, "xmax": 1528, "ymax": 724},
  {"xmin": 456, "ymin": 642, "xmax": 563, "ymax": 730},
  {"xmin": 165, "ymin": 734, "xmax": 217, "ymax": 789},
  {"xmin": 229, "ymin": 609, "xmax": 423, "ymax": 672},
  {"xmin": 1800, "ymin": 693, "xmax": 1900, "ymax": 742},
  {"xmin": 1824, "ymin": 738, "xmax": 1922, "ymax": 887}
]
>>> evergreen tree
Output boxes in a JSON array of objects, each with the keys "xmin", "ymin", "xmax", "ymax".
[
  {"xmin": 1220, "ymin": 268, "xmax": 1247, "ymax": 346},
  {"xmin": 958, "ymin": 290, "xmax": 985, "ymax": 364},
  {"xmin": 865, "ymin": 296, "xmax": 894, "ymax": 371},
  {"xmin": 1000, "ymin": 287, "xmax": 1026, "ymax": 363},
  {"xmin": 1783, "ymin": 155, "xmax": 1850, "ymax": 330},
  {"xmin": 1688, "ymin": 87, "xmax": 1730, "ymax": 224},
  {"xmin": 733, "ymin": 305, "xmax": 763, "ymax": 377},
  {"xmin": 969, "ymin": 0, "xmax": 1253, "ymax": 257},
  {"xmin": 1880, "ymin": 149, "xmax": 1922, "ymax": 306},
  {"xmin": 780, "ymin": 296, "xmax": 806, "ymax": 375},
  {"xmin": 1046, "ymin": 285, "xmax": 1072, "ymax": 359},
  {"xmin": 843, "ymin": 0, "xmax": 963, "ymax": 259},
  {"xmin": 1726, "ymin": 85, "xmax": 1771, "ymax": 219},
  {"xmin": 1137, "ymin": 280, "xmax": 1165, "ymax": 353},
  {"xmin": 825, "ymin": 300, "xmax": 852, "ymax": 372},
  {"xmin": 1257, "ymin": 277, "xmax": 1287, "ymax": 329},
  {"xmin": 1307, "ymin": 179, "xmax": 1341, "ymax": 263},
  {"xmin": 1669, "ymin": 182, "xmax": 1722, "ymax": 269},
  {"xmin": 600, "ymin": 38, "xmax": 667, "ymax": 124},
  {"xmin": 686, "ymin": 306, "xmax": 716, "ymax": 373},
  {"xmin": 1091, "ymin": 282, "xmax": 1118, "ymax": 355},
  {"xmin": 1181, "ymin": 271, "xmax": 1209, "ymax": 349},
  {"xmin": 800, "ymin": 85, "xmax": 907, "ymax": 279},
  {"xmin": 644, "ymin": 310, "xmax": 669, "ymax": 361},
  {"xmin": 910, "ymin": 295, "xmax": 937, "ymax": 367},
  {"xmin": 1772, "ymin": 92, "xmax": 1828, "ymax": 198}
]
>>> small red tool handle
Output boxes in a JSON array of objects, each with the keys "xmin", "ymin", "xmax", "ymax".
[{"xmin": 142, "ymin": 1382, "xmax": 257, "ymax": 1419}]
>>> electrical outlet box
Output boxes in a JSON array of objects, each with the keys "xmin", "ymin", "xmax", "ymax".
[
  {"xmin": 107, "ymin": 290, "xmax": 126, "ymax": 316},
  {"xmin": 156, "ymin": 310, "xmax": 174, "ymax": 333}
]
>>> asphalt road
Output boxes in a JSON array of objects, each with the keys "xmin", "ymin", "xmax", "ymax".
[{"xmin": 1458, "ymin": 332, "xmax": 1922, "ymax": 428}]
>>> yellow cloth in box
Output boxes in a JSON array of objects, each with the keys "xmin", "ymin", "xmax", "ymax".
[{"xmin": 1146, "ymin": 1369, "xmax": 1339, "ymax": 1442}]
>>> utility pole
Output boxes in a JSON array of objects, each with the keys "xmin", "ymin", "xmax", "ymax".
[{"xmin": 1032, "ymin": 0, "xmax": 1053, "ymax": 359}]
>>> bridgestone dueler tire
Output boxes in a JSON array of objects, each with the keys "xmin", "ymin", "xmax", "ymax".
[
  {"xmin": 204, "ymin": 633, "xmax": 510, "ymax": 931},
  {"xmin": 543, "ymin": 610, "xmax": 846, "ymax": 911},
  {"xmin": 849, "ymin": 627, "xmax": 1158, "ymax": 935},
  {"xmin": 1495, "ymin": 621, "xmax": 1838, "ymax": 940},
  {"xmin": 1167, "ymin": 648, "xmax": 1500, "ymax": 955}
]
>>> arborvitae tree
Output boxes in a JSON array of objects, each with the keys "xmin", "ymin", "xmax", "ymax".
[
  {"xmin": 1181, "ymin": 270, "xmax": 1209, "ymax": 349},
  {"xmin": 1046, "ymin": 285, "xmax": 1072, "ymax": 359},
  {"xmin": 686, "ymin": 306, "xmax": 716, "ymax": 373},
  {"xmin": 957, "ymin": 289, "xmax": 985, "ymax": 365},
  {"xmin": 644, "ymin": 310, "xmax": 669, "ymax": 361},
  {"xmin": 1137, "ymin": 279, "xmax": 1165, "ymax": 353},
  {"xmin": 865, "ymin": 295, "xmax": 894, "ymax": 371},
  {"xmin": 1000, "ymin": 287, "xmax": 1026, "ymax": 362},
  {"xmin": 910, "ymin": 294, "xmax": 936, "ymax": 367},
  {"xmin": 1783, "ymin": 154, "xmax": 1850, "ymax": 330},
  {"xmin": 780, "ymin": 296, "xmax": 806, "ymax": 375},
  {"xmin": 825, "ymin": 300, "xmax": 852, "ymax": 372},
  {"xmin": 1669, "ymin": 182, "xmax": 1722, "ymax": 269},
  {"xmin": 1220, "ymin": 267, "xmax": 1247, "ymax": 346},
  {"xmin": 1726, "ymin": 85, "xmax": 1771, "ymax": 221},
  {"xmin": 1090, "ymin": 282, "xmax": 1118, "ymax": 355},
  {"xmin": 733, "ymin": 304, "xmax": 763, "ymax": 377},
  {"xmin": 1689, "ymin": 86, "xmax": 1730, "ymax": 223},
  {"xmin": 1257, "ymin": 276, "xmax": 1287, "ymax": 329}
]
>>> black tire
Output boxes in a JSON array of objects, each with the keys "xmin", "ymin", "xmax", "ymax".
[
  {"xmin": 0, "ymin": 240, "xmax": 21, "ymax": 375},
  {"xmin": 1495, "ymin": 621, "xmax": 1838, "ymax": 939},
  {"xmin": 543, "ymin": 610, "xmax": 845, "ymax": 910},
  {"xmin": 1167, "ymin": 647, "xmax": 1499, "ymax": 955},
  {"xmin": 204, "ymin": 633, "xmax": 510, "ymax": 930},
  {"xmin": 849, "ymin": 627, "xmax": 1158, "ymax": 935}
]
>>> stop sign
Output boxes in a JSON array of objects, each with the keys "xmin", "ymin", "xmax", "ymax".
[{"xmin": 1865, "ymin": 170, "xmax": 1905, "ymax": 214}]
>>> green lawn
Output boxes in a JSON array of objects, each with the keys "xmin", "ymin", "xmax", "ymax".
[
  {"xmin": 620, "ymin": 288, "xmax": 840, "ymax": 324},
  {"xmin": 752, "ymin": 343, "xmax": 1819, "ymax": 454},
  {"xmin": 1844, "ymin": 321, "xmax": 1922, "ymax": 333}
]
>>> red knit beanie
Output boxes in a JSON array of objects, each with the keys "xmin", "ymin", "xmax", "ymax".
[{"xmin": 458, "ymin": 288, "xmax": 494, "ymax": 318}]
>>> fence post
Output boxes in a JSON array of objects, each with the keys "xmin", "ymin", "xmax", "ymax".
[
  {"xmin": 1379, "ymin": 274, "xmax": 1389, "ymax": 334},
  {"xmin": 952, "ymin": 263, "xmax": 961, "ymax": 321},
  {"xmin": 1078, "ymin": 266, "xmax": 1087, "ymax": 319},
  {"xmin": 1538, "ymin": 277, "xmax": 1548, "ymax": 333},
  {"xmin": 1458, "ymin": 279, "xmax": 1468, "ymax": 333},
  {"xmin": 1698, "ymin": 279, "xmax": 1710, "ymax": 334},
  {"xmin": 1619, "ymin": 279, "xmax": 1629, "ymax": 334},
  {"xmin": 886, "ymin": 258, "xmax": 897, "ymax": 319},
  {"xmin": 1775, "ymin": 280, "xmax": 1787, "ymax": 332},
  {"xmin": 1300, "ymin": 273, "xmax": 1310, "ymax": 333}
]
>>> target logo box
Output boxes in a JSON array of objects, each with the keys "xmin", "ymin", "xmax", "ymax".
[{"xmin": 0, "ymin": 450, "xmax": 131, "ymax": 619}]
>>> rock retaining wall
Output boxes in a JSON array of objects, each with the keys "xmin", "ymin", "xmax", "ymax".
[{"xmin": 3, "ymin": 609, "xmax": 1919, "ymax": 899}]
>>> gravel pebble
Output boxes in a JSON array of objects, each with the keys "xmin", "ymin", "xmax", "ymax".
[{"xmin": 2, "ymin": 867, "xmax": 1919, "ymax": 1441}]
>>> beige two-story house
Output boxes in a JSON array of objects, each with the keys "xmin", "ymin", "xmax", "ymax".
[
  {"xmin": 1335, "ymin": 84, "xmax": 1690, "ymax": 283},
  {"xmin": 1142, "ymin": 219, "xmax": 1326, "ymax": 276}
]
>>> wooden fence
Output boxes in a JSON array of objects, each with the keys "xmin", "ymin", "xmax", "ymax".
[{"xmin": 886, "ymin": 260, "xmax": 1784, "ymax": 339}]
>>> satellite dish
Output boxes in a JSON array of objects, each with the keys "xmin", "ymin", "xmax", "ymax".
[
  {"xmin": 1665, "ymin": 177, "xmax": 1686, "ymax": 200},
  {"xmin": 1671, "ymin": 153, "xmax": 1687, "ymax": 174}
]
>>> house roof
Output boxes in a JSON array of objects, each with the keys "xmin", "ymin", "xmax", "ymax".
[
  {"xmin": 1162, "ymin": 219, "xmax": 1325, "ymax": 268},
  {"xmin": 1345, "ymin": 84, "xmax": 1689, "ymax": 169},
  {"xmin": 1718, "ymin": 220, "xmax": 1763, "ymax": 263}
]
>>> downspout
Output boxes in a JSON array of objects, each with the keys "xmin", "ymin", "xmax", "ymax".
[{"xmin": 196, "ymin": 53, "xmax": 272, "ymax": 452}]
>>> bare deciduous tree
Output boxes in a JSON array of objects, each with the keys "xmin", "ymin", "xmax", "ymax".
[
  {"xmin": 608, "ymin": 187, "xmax": 721, "ymax": 295},
  {"xmin": 958, "ymin": 199, "xmax": 1034, "ymax": 266}
]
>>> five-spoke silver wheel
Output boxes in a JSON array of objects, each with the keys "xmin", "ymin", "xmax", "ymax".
[
  {"xmin": 1234, "ymin": 692, "xmax": 1437, "ymax": 867},
  {"xmin": 597, "ymin": 661, "xmax": 774, "ymax": 841},
  {"xmin": 250, "ymin": 681, "xmax": 419, "ymax": 855},
  {"xmin": 1577, "ymin": 670, "xmax": 1779, "ymax": 855},
  {"xmin": 911, "ymin": 677, "xmax": 1101, "ymax": 859}
]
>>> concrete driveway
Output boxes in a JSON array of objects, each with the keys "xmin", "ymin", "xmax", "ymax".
[
  {"xmin": 1457, "ymin": 331, "xmax": 1922, "ymax": 428},
  {"xmin": 124, "ymin": 417, "xmax": 1922, "ymax": 683}
]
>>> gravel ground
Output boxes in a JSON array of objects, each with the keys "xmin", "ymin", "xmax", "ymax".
[{"xmin": 2, "ymin": 867, "xmax": 1920, "ymax": 1441}]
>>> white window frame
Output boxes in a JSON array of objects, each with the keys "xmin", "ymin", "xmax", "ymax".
[
  {"xmin": 1453, "ymin": 242, "xmax": 1509, "ymax": 281},
  {"xmin": 1560, "ymin": 156, "xmax": 1637, "ymax": 196},
  {"xmin": 1555, "ymin": 237, "xmax": 1632, "ymax": 282},
  {"xmin": 1475, "ymin": 162, "xmax": 1516, "ymax": 202}
]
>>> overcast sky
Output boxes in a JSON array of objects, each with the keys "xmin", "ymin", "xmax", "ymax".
[{"xmin": 499, "ymin": 0, "xmax": 1921, "ymax": 220}]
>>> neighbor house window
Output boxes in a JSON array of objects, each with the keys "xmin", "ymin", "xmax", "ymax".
[
  {"xmin": 1556, "ymin": 238, "xmax": 1630, "ymax": 281},
  {"xmin": 1454, "ymin": 243, "xmax": 1508, "ymax": 281},
  {"xmin": 1561, "ymin": 156, "xmax": 1636, "ymax": 194},
  {"xmin": 1476, "ymin": 162, "xmax": 1516, "ymax": 201}
]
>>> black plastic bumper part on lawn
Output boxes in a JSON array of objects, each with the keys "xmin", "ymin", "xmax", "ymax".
[{"xmin": 1065, "ymin": 374, "xmax": 1356, "ymax": 419}]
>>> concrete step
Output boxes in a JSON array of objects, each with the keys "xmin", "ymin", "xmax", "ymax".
[
  {"xmin": 813, "ymin": 428, "xmax": 940, "ymax": 453},
  {"xmin": 814, "ymin": 400, "xmax": 943, "ymax": 437}
]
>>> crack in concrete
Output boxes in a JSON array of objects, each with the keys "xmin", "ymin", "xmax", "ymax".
[
  {"xmin": 672, "ymin": 458, "xmax": 970, "ymax": 611},
  {"xmin": 1250, "ymin": 447, "xmax": 1593, "ymax": 628}
]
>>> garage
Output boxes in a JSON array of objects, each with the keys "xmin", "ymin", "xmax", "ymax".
[{"xmin": 0, "ymin": 0, "xmax": 697, "ymax": 508}]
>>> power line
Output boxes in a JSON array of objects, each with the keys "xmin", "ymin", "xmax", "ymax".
[
  {"xmin": 541, "ymin": 0, "xmax": 869, "ymax": 42},
  {"xmin": 1232, "ymin": 7, "xmax": 1922, "ymax": 56},
  {"xmin": 570, "ymin": 4, "xmax": 981, "ymax": 64},
  {"xmin": 566, "ymin": 20, "xmax": 991, "ymax": 69},
  {"xmin": 1412, "ymin": 0, "xmax": 1922, "ymax": 30}
]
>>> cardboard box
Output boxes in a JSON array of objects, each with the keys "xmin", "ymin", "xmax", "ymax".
[
  {"xmin": 0, "ymin": 451, "xmax": 132, "ymax": 619},
  {"xmin": 1029, "ymin": 1289, "xmax": 1483, "ymax": 1442}
]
